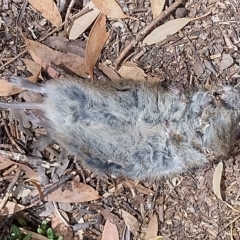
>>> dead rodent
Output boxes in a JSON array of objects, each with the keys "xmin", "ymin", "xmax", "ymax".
[{"xmin": 1, "ymin": 75, "xmax": 240, "ymax": 180}]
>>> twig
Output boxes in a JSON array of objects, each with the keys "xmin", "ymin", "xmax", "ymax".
[
  {"xmin": 64, "ymin": 0, "xmax": 76, "ymax": 35},
  {"xmin": 0, "ymin": 167, "xmax": 22, "ymax": 211},
  {"xmin": 0, "ymin": 150, "xmax": 59, "ymax": 168},
  {"xmin": 1, "ymin": 111, "xmax": 25, "ymax": 154},
  {"xmin": 28, "ymin": 171, "xmax": 76, "ymax": 204},
  {"xmin": 0, "ymin": 49, "xmax": 28, "ymax": 71},
  {"xmin": 115, "ymin": 0, "xmax": 185, "ymax": 67},
  {"xmin": 0, "ymin": 214, "xmax": 14, "ymax": 237},
  {"xmin": 53, "ymin": 202, "xmax": 70, "ymax": 226}
]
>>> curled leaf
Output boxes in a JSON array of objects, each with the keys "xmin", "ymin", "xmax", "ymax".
[{"xmin": 86, "ymin": 13, "xmax": 110, "ymax": 79}]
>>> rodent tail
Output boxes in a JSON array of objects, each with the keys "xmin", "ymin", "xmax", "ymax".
[
  {"xmin": 0, "ymin": 101, "xmax": 43, "ymax": 110},
  {"xmin": 4, "ymin": 76, "xmax": 47, "ymax": 94}
]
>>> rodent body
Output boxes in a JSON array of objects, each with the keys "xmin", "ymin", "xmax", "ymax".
[{"xmin": 1, "ymin": 76, "xmax": 240, "ymax": 180}]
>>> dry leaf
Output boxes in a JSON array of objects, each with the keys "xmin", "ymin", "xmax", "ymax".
[
  {"xmin": 150, "ymin": 0, "xmax": 165, "ymax": 18},
  {"xmin": 121, "ymin": 209, "xmax": 139, "ymax": 236},
  {"xmin": 0, "ymin": 80, "xmax": 27, "ymax": 97},
  {"xmin": 123, "ymin": 180, "xmax": 154, "ymax": 195},
  {"xmin": 44, "ymin": 37, "xmax": 86, "ymax": 57},
  {"xmin": 100, "ymin": 209, "xmax": 120, "ymax": 223},
  {"xmin": 92, "ymin": 0, "xmax": 133, "ymax": 19},
  {"xmin": 28, "ymin": 0, "xmax": 62, "ymax": 27},
  {"xmin": 213, "ymin": 161, "xmax": 223, "ymax": 200},
  {"xmin": 101, "ymin": 220, "xmax": 119, "ymax": 240},
  {"xmin": 143, "ymin": 18, "xmax": 194, "ymax": 45},
  {"xmin": 145, "ymin": 214, "xmax": 158, "ymax": 240},
  {"xmin": 0, "ymin": 156, "xmax": 14, "ymax": 170},
  {"xmin": 51, "ymin": 211, "xmax": 73, "ymax": 240},
  {"xmin": 20, "ymin": 165, "xmax": 38, "ymax": 181},
  {"xmin": 25, "ymin": 38, "xmax": 88, "ymax": 78},
  {"xmin": 0, "ymin": 200, "xmax": 27, "ymax": 215},
  {"xmin": 98, "ymin": 63, "xmax": 121, "ymax": 81},
  {"xmin": 118, "ymin": 62, "xmax": 161, "ymax": 82},
  {"xmin": 0, "ymin": 156, "xmax": 38, "ymax": 181},
  {"xmin": 143, "ymin": 12, "xmax": 211, "ymax": 45},
  {"xmin": 44, "ymin": 181, "xmax": 101, "ymax": 203},
  {"xmin": 86, "ymin": 13, "xmax": 110, "ymax": 78},
  {"xmin": 21, "ymin": 58, "xmax": 42, "ymax": 81},
  {"xmin": 68, "ymin": 1, "xmax": 100, "ymax": 40}
]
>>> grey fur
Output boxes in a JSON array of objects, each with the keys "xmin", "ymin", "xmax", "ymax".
[{"xmin": 1, "ymin": 76, "xmax": 240, "ymax": 180}]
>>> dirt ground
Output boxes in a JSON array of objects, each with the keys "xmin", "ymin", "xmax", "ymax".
[{"xmin": 1, "ymin": 0, "xmax": 240, "ymax": 239}]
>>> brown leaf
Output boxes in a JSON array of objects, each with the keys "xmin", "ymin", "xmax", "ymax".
[
  {"xmin": 92, "ymin": 0, "xmax": 134, "ymax": 19},
  {"xmin": 0, "ymin": 79, "xmax": 25, "ymax": 96},
  {"xmin": 21, "ymin": 58, "xmax": 42, "ymax": 81},
  {"xmin": 150, "ymin": 0, "xmax": 165, "ymax": 18},
  {"xmin": 101, "ymin": 220, "xmax": 119, "ymax": 240},
  {"xmin": 100, "ymin": 209, "xmax": 120, "ymax": 223},
  {"xmin": 118, "ymin": 62, "xmax": 162, "ymax": 82},
  {"xmin": 25, "ymin": 38, "xmax": 88, "ymax": 78},
  {"xmin": 98, "ymin": 63, "xmax": 121, "ymax": 81},
  {"xmin": 0, "ymin": 156, "xmax": 38, "ymax": 181},
  {"xmin": 44, "ymin": 37, "xmax": 86, "ymax": 57},
  {"xmin": 212, "ymin": 161, "xmax": 223, "ymax": 200},
  {"xmin": 51, "ymin": 210, "xmax": 73, "ymax": 240},
  {"xmin": 44, "ymin": 181, "xmax": 101, "ymax": 203},
  {"xmin": 121, "ymin": 209, "xmax": 139, "ymax": 236},
  {"xmin": 145, "ymin": 214, "xmax": 158, "ymax": 240},
  {"xmin": 20, "ymin": 165, "xmax": 38, "ymax": 181},
  {"xmin": 143, "ymin": 12, "xmax": 211, "ymax": 45},
  {"xmin": 123, "ymin": 180, "xmax": 154, "ymax": 195},
  {"xmin": 86, "ymin": 13, "xmax": 110, "ymax": 78},
  {"xmin": 28, "ymin": 0, "xmax": 62, "ymax": 27},
  {"xmin": 0, "ymin": 200, "xmax": 27, "ymax": 215},
  {"xmin": 0, "ymin": 156, "xmax": 14, "ymax": 170},
  {"xmin": 68, "ymin": 1, "xmax": 100, "ymax": 40}
]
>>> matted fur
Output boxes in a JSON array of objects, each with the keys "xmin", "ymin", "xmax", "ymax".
[{"xmin": 1, "ymin": 76, "xmax": 240, "ymax": 180}]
